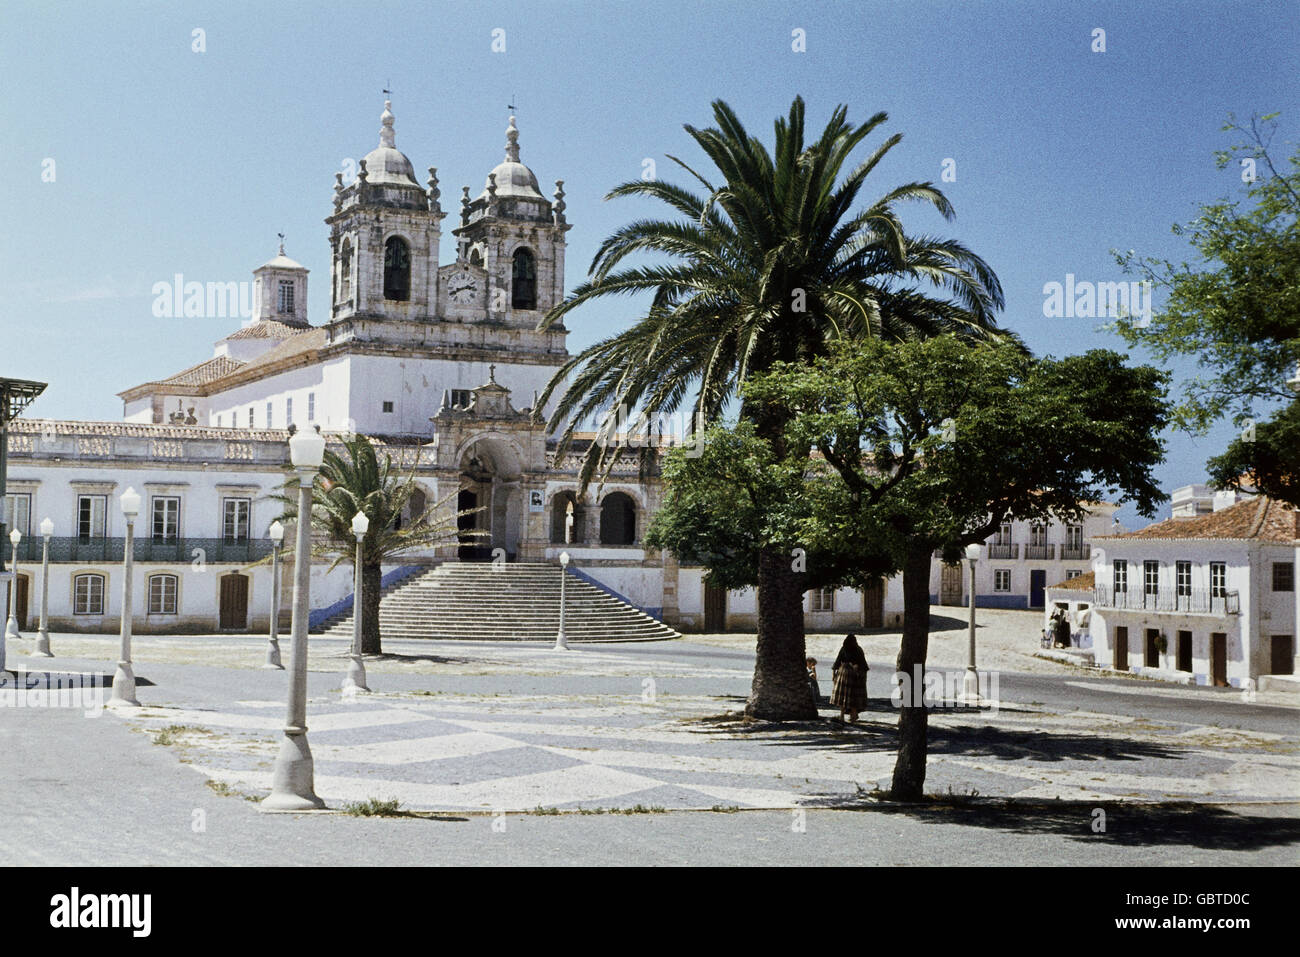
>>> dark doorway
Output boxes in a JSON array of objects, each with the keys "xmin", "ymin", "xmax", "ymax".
[
  {"xmin": 1176, "ymin": 630, "xmax": 1193, "ymax": 673},
  {"xmin": 863, "ymin": 578, "xmax": 884, "ymax": 628},
  {"xmin": 599, "ymin": 493, "xmax": 636, "ymax": 546},
  {"xmin": 1114, "ymin": 626, "xmax": 1128, "ymax": 672},
  {"xmin": 1271, "ymin": 634, "xmax": 1294, "ymax": 675},
  {"xmin": 1144, "ymin": 628, "xmax": 1161, "ymax": 668},
  {"xmin": 703, "ymin": 580, "xmax": 727, "ymax": 632},
  {"xmin": 550, "ymin": 492, "xmax": 584, "ymax": 545},
  {"xmin": 1210, "ymin": 632, "xmax": 1228, "ymax": 687},
  {"xmin": 219, "ymin": 574, "xmax": 249, "ymax": 630},
  {"xmin": 457, "ymin": 489, "xmax": 488, "ymax": 561},
  {"xmin": 1028, "ymin": 569, "xmax": 1047, "ymax": 609}
]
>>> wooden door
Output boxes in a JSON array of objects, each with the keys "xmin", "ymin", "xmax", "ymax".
[
  {"xmin": 1029, "ymin": 570, "xmax": 1047, "ymax": 609},
  {"xmin": 703, "ymin": 580, "xmax": 727, "ymax": 632},
  {"xmin": 14, "ymin": 575, "xmax": 29, "ymax": 630},
  {"xmin": 1144, "ymin": 628, "xmax": 1160, "ymax": 667},
  {"xmin": 1114, "ymin": 626, "xmax": 1128, "ymax": 672},
  {"xmin": 862, "ymin": 578, "xmax": 884, "ymax": 628},
  {"xmin": 939, "ymin": 563, "xmax": 963, "ymax": 606},
  {"xmin": 1271, "ymin": 635, "xmax": 1294, "ymax": 675},
  {"xmin": 219, "ymin": 574, "xmax": 248, "ymax": 630},
  {"xmin": 1210, "ymin": 632, "xmax": 1228, "ymax": 687},
  {"xmin": 1177, "ymin": 630, "xmax": 1193, "ymax": 673}
]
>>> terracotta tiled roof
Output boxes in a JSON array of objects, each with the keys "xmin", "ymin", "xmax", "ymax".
[
  {"xmin": 154, "ymin": 355, "xmax": 246, "ymax": 388},
  {"xmin": 234, "ymin": 327, "xmax": 328, "ymax": 374},
  {"xmin": 1097, "ymin": 497, "xmax": 1299, "ymax": 544},
  {"xmin": 225, "ymin": 319, "xmax": 310, "ymax": 340},
  {"xmin": 1047, "ymin": 570, "xmax": 1094, "ymax": 591}
]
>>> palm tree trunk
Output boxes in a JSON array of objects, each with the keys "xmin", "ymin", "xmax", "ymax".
[
  {"xmin": 361, "ymin": 562, "xmax": 383, "ymax": 655},
  {"xmin": 746, "ymin": 544, "xmax": 817, "ymax": 720},
  {"xmin": 889, "ymin": 543, "xmax": 933, "ymax": 800}
]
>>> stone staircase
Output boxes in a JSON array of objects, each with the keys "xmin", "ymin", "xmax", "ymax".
[{"xmin": 314, "ymin": 562, "xmax": 680, "ymax": 642}]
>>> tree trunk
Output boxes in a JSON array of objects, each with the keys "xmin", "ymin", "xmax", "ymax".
[
  {"xmin": 361, "ymin": 562, "xmax": 383, "ymax": 655},
  {"xmin": 889, "ymin": 543, "xmax": 933, "ymax": 800},
  {"xmin": 746, "ymin": 544, "xmax": 817, "ymax": 720}
]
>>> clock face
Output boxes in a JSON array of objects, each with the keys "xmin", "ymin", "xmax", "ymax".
[{"xmin": 447, "ymin": 270, "xmax": 479, "ymax": 304}]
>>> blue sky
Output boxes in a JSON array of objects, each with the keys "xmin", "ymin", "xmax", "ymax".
[{"xmin": 1, "ymin": 0, "xmax": 1297, "ymax": 527}]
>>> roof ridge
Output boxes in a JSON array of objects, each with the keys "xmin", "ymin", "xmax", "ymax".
[{"xmin": 1246, "ymin": 496, "xmax": 1270, "ymax": 539}]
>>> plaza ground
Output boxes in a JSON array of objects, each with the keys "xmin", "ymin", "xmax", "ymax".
[{"xmin": 1, "ymin": 609, "xmax": 1297, "ymax": 865}]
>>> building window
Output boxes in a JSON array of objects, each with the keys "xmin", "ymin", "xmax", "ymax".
[
  {"xmin": 383, "ymin": 236, "xmax": 411, "ymax": 301},
  {"xmin": 1143, "ymin": 560, "xmax": 1160, "ymax": 595},
  {"xmin": 73, "ymin": 574, "xmax": 105, "ymax": 615},
  {"xmin": 286, "ymin": 397, "xmax": 293, "ymax": 427},
  {"xmin": 511, "ymin": 248, "xmax": 537, "ymax": 309},
  {"xmin": 1113, "ymin": 559, "xmax": 1128, "ymax": 594},
  {"xmin": 1066, "ymin": 524, "xmax": 1083, "ymax": 548},
  {"xmin": 247, "ymin": 407, "xmax": 254, "ymax": 429},
  {"xmin": 382, "ymin": 401, "xmax": 394, "ymax": 413},
  {"xmin": 277, "ymin": 280, "xmax": 294, "ymax": 314},
  {"xmin": 265, "ymin": 402, "xmax": 273, "ymax": 429},
  {"xmin": 1065, "ymin": 569, "xmax": 1082, "ymax": 580},
  {"xmin": 77, "ymin": 495, "xmax": 107, "ymax": 539},
  {"xmin": 1176, "ymin": 560, "xmax": 1192, "ymax": 596},
  {"xmin": 994, "ymin": 569, "xmax": 1011, "ymax": 592},
  {"xmin": 809, "ymin": 587, "xmax": 835, "ymax": 612},
  {"xmin": 223, "ymin": 499, "xmax": 250, "ymax": 543},
  {"xmin": 995, "ymin": 523, "xmax": 1012, "ymax": 544},
  {"xmin": 1273, "ymin": 563, "xmax": 1294, "ymax": 592},
  {"xmin": 339, "ymin": 239, "xmax": 353, "ymax": 302},
  {"xmin": 451, "ymin": 389, "xmax": 472, "ymax": 409},
  {"xmin": 4, "ymin": 492, "xmax": 31, "ymax": 537},
  {"xmin": 1030, "ymin": 523, "xmax": 1047, "ymax": 545},
  {"xmin": 152, "ymin": 497, "xmax": 180, "ymax": 541},
  {"xmin": 307, "ymin": 392, "xmax": 316, "ymax": 422},
  {"xmin": 217, "ymin": 414, "xmax": 223, "ymax": 428},
  {"xmin": 148, "ymin": 574, "xmax": 178, "ymax": 615},
  {"xmin": 1210, "ymin": 562, "xmax": 1227, "ymax": 597}
]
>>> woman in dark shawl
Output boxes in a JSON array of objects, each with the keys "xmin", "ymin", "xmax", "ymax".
[{"xmin": 831, "ymin": 633, "xmax": 869, "ymax": 722}]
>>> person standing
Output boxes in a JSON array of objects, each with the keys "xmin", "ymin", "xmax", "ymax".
[{"xmin": 831, "ymin": 634, "xmax": 869, "ymax": 723}]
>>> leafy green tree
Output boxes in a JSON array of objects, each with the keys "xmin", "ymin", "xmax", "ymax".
[
  {"xmin": 273, "ymin": 435, "xmax": 470, "ymax": 655},
  {"xmin": 539, "ymin": 96, "xmax": 1007, "ymax": 719},
  {"xmin": 663, "ymin": 337, "xmax": 1169, "ymax": 799},
  {"xmin": 1113, "ymin": 113, "xmax": 1299, "ymax": 501}
]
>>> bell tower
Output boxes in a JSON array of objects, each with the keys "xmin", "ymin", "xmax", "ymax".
[
  {"xmin": 451, "ymin": 115, "xmax": 571, "ymax": 324},
  {"xmin": 326, "ymin": 100, "xmax": 444, "ymax": 322}
]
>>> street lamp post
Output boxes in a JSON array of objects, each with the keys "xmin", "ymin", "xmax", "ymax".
[
  {"xmin": 4, "ymin": 528, "xmax": 20, "ymax": 641},
  {"xmin": 264, "ymin": 520, "xmax": 285, "ymax": 669},
  {"xmin": 341, "ymin": 509, "xmax": 370, "ymax": 694},
  {"xmin": 961, "ymin": 542, "xmax": 982, "ymax": 702},
  {"xmin": 263, "ymin": 428, "xmax": 327, "ymax": 811},
  {"xmin": 108, "ymin": 487, "xmax": 141, "ymax": 708},
  {"xmin": 34, "ymin": 518, "xmax": 53, "ymax": 657},
  {"xmin": 554, "ymin": 551, "xmax": 570, "ymax": 651}
]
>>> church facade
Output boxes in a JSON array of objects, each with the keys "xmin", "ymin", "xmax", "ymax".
[{"xmin": 1, "ymin": 101, "xmax": 1115, "ymax": 638}]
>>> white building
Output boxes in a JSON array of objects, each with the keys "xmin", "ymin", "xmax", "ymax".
[{"xmin": 1074, "ymin": 494, "xmax": 1299, "ymax": 689}]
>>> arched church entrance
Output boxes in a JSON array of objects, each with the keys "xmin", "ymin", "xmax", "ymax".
[{"xmin": 457, "ymin": 436, "xmax": 525, "ymax": 561}]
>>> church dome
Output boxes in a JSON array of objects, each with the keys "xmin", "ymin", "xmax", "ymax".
[
  {"xmin": 361, "ymin": 100, "xmax": 419, "ymax": 188},
  {"xmin": 482, "ymin": 116, "xmax": 545, "ymax": 201}
]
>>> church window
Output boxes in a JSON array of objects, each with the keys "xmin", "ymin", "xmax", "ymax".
[
  {"xmin": 511, "ymin": 248, "xmax": 536, "ymax": 309},
  {"xmin": 307, "ymin": 393, "xmax": 316, "ymax": 422},
  {"xmin": 277, "ymin": 280, "xmax": 294, "ymax": 314},
  {"xmin": 382, "ymin": 401, "xmax": 394, "ymax": 413},
  {"xmin": 384, "ymin": 236, "xmax": 411, "ymax": 301},
  {"xmin": 265, "ymin": 402, "xmax": 273, "ymax": 429},
  {"xmin": 339, "ymin": 239, "xmax": 353, "ymax": 301},
  {"xmin": 451, "ymin": 390, "xmax": 471, "ymax": 410},
  {"xmin": 286, "ymin": 397, "xmax": 293, "ymax": 426},
  {"xmin": 247, "ymin": 407, "xmax": 254, "ymax": 429}
]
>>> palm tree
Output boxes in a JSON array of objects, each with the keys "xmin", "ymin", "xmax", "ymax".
[
  {"xmin": 537, "ymin": 97, "xmax": 1007, "ymax": 720},
  {"xmin": 272, "ymin": 434, "xmax": 474, "ymax": 655}
]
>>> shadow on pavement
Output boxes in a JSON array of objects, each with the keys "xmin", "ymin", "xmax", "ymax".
[{"xmin": 805, "ymin": 797, "xmax": 1300, "ymax": 850}]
